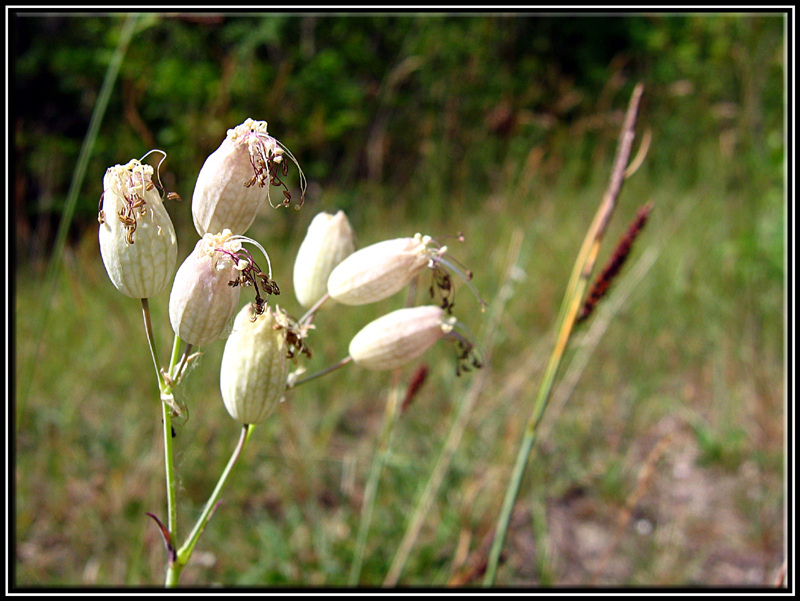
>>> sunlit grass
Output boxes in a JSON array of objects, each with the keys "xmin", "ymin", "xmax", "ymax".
[{"xmin": 14, "ymin": 128, "xmax": 784, "ymax": 585}]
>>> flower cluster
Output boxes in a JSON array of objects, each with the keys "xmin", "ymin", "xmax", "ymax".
[
  {"xmin": 294, "ymin": 215, "xmax": 483, "ymax": 375},
  {"xmin": 327, "ymin": 235, "xmax": 482, "ymax": 374},
  {"xmin": 98, "ymin": 118, "xmax": 481, "ymax": 428}
]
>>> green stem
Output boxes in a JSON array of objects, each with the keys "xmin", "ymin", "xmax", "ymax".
[
  {"xmin": 482, "ymin": 84, "xmax": 643, "ymax": 586},
  {"xmin": 348, "ymin": 389, "xmax": 402, "ymax": 586},
  {"xmin": 291, "ymin": 355, "xmax": 353, "ymax": 388},
  {"xmin": 482, "ymin": 315, "xmax": 577, "ymax": 585},
  {"xmin": 299, "ymin": 292, "xmax": 330, "ymax": 325},
  {"xmin": 141, "ymin": 299, "xmax": 164, "ymax": 388},
  {"xmin": 167, "ymin": 423, "xmax": 255, "ymax": 586},
  {"xmin": 173, "ymin": 342, "xmax": 194, "ymax": 384},
  {"xmin": 163, "ymin": 335, "xmax": 182, "ymax": 537},
  {"xmin": 141, "ymin": 299, "xmax": 183, "ymax": 581}
]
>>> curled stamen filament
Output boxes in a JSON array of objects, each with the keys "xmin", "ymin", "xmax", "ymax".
[
  {"xmin": 226, "ymin": 235, "xmax": 273, "ymax": 280},
  {"xmin": 435, "ymin": 255, "xmax": 487, "ymax": 311},
  {"xmin": 271, "ymin": 136, "xmax": 307, "ymax": 209},
  {"xmin": 444, "ymin": 319, "xmax": 483, "ymax": 374},
  {"xmin": 139, "ymin": 149, "xmax": 168, "ymax": 196},
  {"xmin": 420, "ymin": 234, "xmax": 485, "ymax": 309}
]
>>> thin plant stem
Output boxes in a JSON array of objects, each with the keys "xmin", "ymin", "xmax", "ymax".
[
  {"xmin": 291, "ymin": 355, "xmax": 353, "ymax": 388},
  {"xmin": 543, "ymin": 245, "xmax": 660, "ymax": 444},
  {"xmin": 383, "ymin": 228, "xmax": 527, "ymax": 587},
  {"xmin": 482, "ymin": 83, "xmax": 644, "ymax": 586},
  {"xmin": 539, "ymin": 193, "xmax": 702, "ymax": 449},
  {"xmin": 163, "ymin": 334, "xmax": 183, "ymax": 537},
  {"xmin": 141, "ymin": 299, "xmax": 184, "ymax": 577},
  {"xmin": 167, "ymin": 423, "xmax": 256, "ymax": 586},
  {"xmin": 171, "ymin": 342, "xmax": 195, "ymax": 385},
  {"xmin": 348, "ymin": 387, "xmax": 403, "ymax": 585},
  {"xmin": 167, "ymin": 333, "xmax": 184, "ymax": 378},
  {"xmin": 160, "ymin": 401, "xmax": 178, "ymax": 537},
  {"xmin": 299, "ymin": 292, "xmax": 330, "ymax": 325},
  {"xmin": 141, "ymin": 299, "xmax": 165, "ymax": 388}
]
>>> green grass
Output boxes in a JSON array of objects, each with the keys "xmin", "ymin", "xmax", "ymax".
[{"xmin": 14, "ymin": 129, "xmax": 784, "ymax": 587}]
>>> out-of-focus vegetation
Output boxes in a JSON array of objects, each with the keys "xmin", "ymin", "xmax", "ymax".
[
  {"xmin": 14, "ymin": 13, "xmax": 785, "ymax": 587},
  {"xmin": 14, "ymin": 13, "xmax": 784, "ymax": 252}
]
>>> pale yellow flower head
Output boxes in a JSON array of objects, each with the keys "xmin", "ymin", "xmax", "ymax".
[
  {"xmin": 220, "ymin": 305, "xmax": 287, "ymax": 424},
  {"xmin": 348, "ymin": 305, "xmax": 480, "ymax": 372},
  {"xmin": 168, "ymin": 230, "xmax": 279, "ymax": 347},
  {"xmin": 98, "ymin": 155, "xmax": 178, "ymax": 299},
  {"xmin": 191, "ymin": 118, "xmax": 306, "ymax": 237},
  {"xmin": 293, "ymin": 210, "xmax": 356, "ymax": 308},
  {"xmin": 327, "ymin": 234, "xmax": 442, "ymax": 306}
]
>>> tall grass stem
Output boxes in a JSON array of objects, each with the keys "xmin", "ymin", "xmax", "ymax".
[
  {"xmin": 482, "ymin": 83, "xmax": 643, "ymax": 585},
  {"xmin": 20, "ymin": 14, "xmax": 139, "ymax": 414},
  {"xmin": 348, "ymin": 387, "xmax": 402, "ymax": 585}
]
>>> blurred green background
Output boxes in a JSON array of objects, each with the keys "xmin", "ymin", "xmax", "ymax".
[{"xmin": 13, "ymin": 12, "xmax": 786, "ymax": 587}]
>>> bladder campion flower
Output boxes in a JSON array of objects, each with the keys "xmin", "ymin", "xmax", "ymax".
[
  {"xmin": 327, "ymin": 233, "xmax": 482, "ymax": 310},
  {"xmin": 98, "ymin": 154, "xmax": 178, "ymax": 299},
  {"xmin": 192, "ymin": 118, "xmax": 307, "ymax": 237},
  {"xmin": 293, "ymin": 210, "xmax": 356, "ymax": 308},
  {"xmin": 219, "ymin": 304, "xmax": 310, "ymax": 424},
  {"xmin": 348, "ymin": 305, "xmax": 482, "ymax": 373},
  {"xmin": 168, "ymin": 229, "xmax": 279, "ymax": 347}
]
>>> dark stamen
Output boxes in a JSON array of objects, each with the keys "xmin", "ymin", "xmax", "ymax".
[
  {"xmin": 216, "ymin": 247, "xmax": 280, "ymax": 317},
  {"xmin": 272, "ymin": 309, "xmax": 312, "ymax": 360},
  {"xmin": 453, "ymin": 338, "xmax": 482, "ymax": 376}
]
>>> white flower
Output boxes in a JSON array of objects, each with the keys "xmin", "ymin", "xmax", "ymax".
[
  {"xmin": 168, "ymin": 230, "xmax": 279, "ymax": 347},
  {"xmin": 348, "ymin": 305, "xmax": 457, "ymax": 371},
  {"xmin": 220, "ymin": 305, "xmax": 292, "ymax": 424},
  {"xmin": 98, "ymin": 157, "xmax": 177, "ymax": 299},
  {"xmin": 293, "ymin": 210, "xmax": 356, "ymax": 308},
  {"xmin": 191, "ymin": 118, "xmax": 306, "ymax": 236},
  {"xmin": 327, "ymin": 234, "xmax": 440, "ymax": 306}
]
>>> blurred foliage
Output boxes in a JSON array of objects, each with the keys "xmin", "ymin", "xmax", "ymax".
[{"xmin": 12, "ymin": 12, "xmax": 784, "ymax": 260}]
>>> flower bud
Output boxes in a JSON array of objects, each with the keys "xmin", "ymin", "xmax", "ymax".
[
  {"xmin": 98, "ymin": 157, "xmax": 177, "ymax": 298},
  {"xmin": 220, "ymin": 304, "xmax": 292, "ymax": 424},
  {"xmin": 293, "ymin": 210, "xmax": 356, "ymax": 308},
  {"xmin": 348, "ymin": 305, "xmax": 456, "ymax": 371},
  {"xmin": 168, "ymin": 230, "xmax": 279, "ymax": 347},
  {"xmin": 327, "ymin": 234, "xmax": 441, "ymax": 306},
  {"xmin": 192, "ymin": 118, "xmax": 306, "ymax": 237}
]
